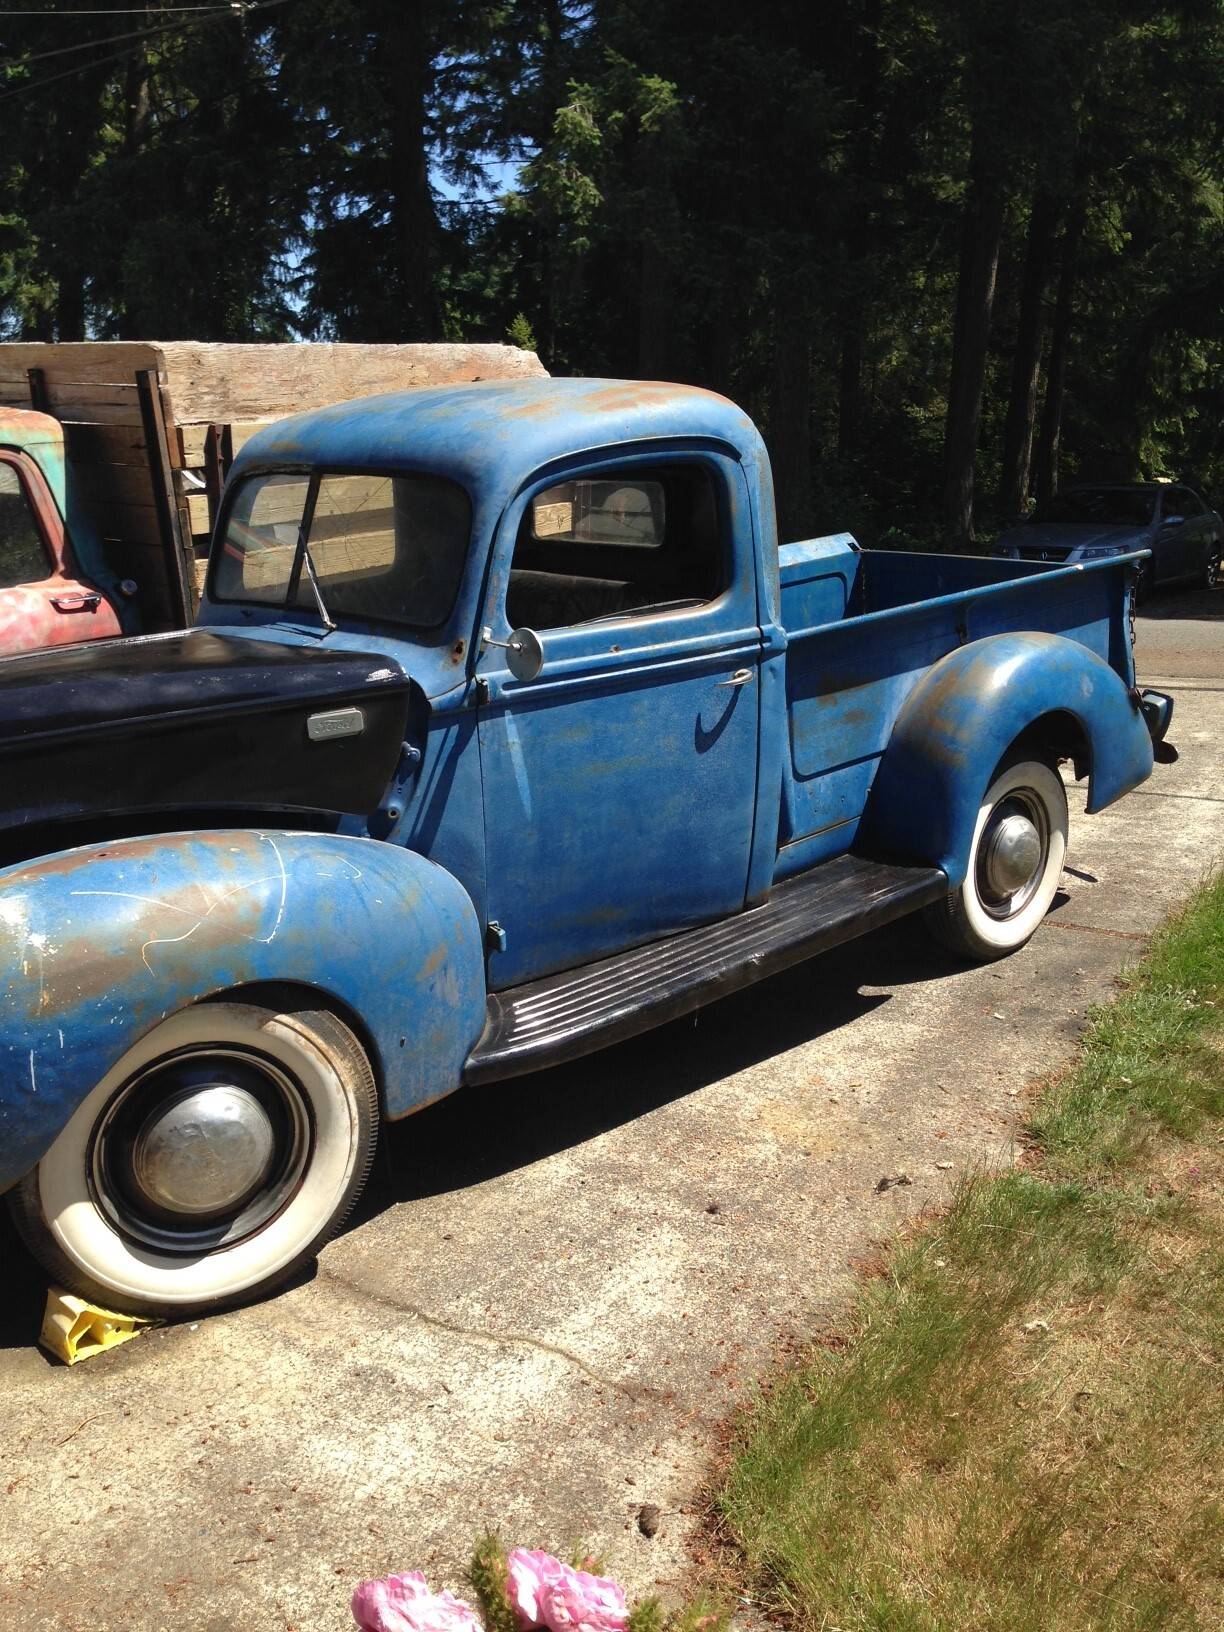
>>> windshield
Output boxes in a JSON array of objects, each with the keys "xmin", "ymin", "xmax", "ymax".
[
  {"xmin": 212, "ymin": 469, "xmax": 471, "ymax": 628},
  {"xmin": 1033, "ymin": 488, "xmax": 1155, "ymax": 528}
]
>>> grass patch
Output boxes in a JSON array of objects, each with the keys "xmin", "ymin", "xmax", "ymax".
[{"xmin": 718, "ymin": 874, "xmax": 1224, "ymax": 1632}]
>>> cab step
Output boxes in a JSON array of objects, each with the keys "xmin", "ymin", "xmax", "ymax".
[{"xmin": 463, "ymin": 853, "xmax": 946, "ymax": 1084}]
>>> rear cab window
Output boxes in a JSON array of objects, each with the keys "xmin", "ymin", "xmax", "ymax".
[
  {"xmin": 505, "ymin": 464, "xmax": 725, "ymax": 632},
  {"xmin": 212, "ymin": 468, "xmax": 472, "ymax": 628}
]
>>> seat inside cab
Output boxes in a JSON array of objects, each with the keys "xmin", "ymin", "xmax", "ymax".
[{"xmin": 506, "ymin": 465, "xmax": 724, "ymax": 630}]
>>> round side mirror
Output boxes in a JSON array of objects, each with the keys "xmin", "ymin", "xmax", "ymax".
[{"xmin": 506, "ymin": 627, "xmax": 544, "ymax": 683}]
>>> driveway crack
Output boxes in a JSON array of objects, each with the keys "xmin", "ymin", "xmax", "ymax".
[
  {"xmin": 1048, "ymin": 920, "xmax": 1149, "ymax": 942},
  {"xmin": 315, "ymin": 1262, "xmax": 671, "ymax": 1402}
]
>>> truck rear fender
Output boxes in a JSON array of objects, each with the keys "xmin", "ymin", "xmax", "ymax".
[
  {"xmin": 0, "ymin": 830, "xmax": 487, "ymax": 1193},
  {"xmin": 863, "ymin": 632, "xmax": 1153, "ymax": 886}
]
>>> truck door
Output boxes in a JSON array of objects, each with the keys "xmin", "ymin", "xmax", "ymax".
[
  {"xmin": 0, "ymin": 450, "xmax": 121, "ymax": 658},
  {"xmin": 1173, "ymin": 486, "xmax": 1210, "ymax": 582},
  {"xmin": 1154, "ymin": 486, "xmax": 1191, "ymax": 584},
  {"xmin": 476, "ymin": 452, "xmax": 762, "ymax": 988}
]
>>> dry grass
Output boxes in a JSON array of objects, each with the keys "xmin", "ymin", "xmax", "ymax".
[{"xmin": 718, "ymin": 875, "xmax": 1224, "ymax": 1632}]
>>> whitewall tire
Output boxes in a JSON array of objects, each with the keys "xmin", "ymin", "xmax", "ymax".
[
  {"xmin": 9, "ymin": 1001, "xmax": 378, "ymax": 1318},
  {"xmin": 924, "ymin": 757, "xmax": 1068, "ymax": 961}
]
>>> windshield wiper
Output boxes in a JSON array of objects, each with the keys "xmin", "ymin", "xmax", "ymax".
[
  {"xmin": 299, "ymin": 537, "xmax": 336, "ymax": 633},
  {"xmin": 288, "ymin": 522, "xmax": 335, "ymax": 635}
]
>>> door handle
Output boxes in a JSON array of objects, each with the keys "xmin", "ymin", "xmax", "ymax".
[
  {"xmin": 716, "ymin": 667, "xmax": 754, "ymax": 688},
  {"xmin": 50, "ymin": 591, "xmax": 101, "ymax": 613}
]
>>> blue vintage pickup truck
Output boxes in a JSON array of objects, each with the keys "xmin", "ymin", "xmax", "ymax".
[{"xmin": 0, "ymin": 379, "xmax": 1170, "ymax": 1316}]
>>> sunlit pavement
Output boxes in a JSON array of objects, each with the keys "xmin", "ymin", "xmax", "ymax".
[{"xmin": 1, "ymin": 585, "xmax": 1220, "ymax": 1632}]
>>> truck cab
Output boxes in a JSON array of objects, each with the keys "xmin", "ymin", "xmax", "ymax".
[
  {"xmin": 0, "ymin": 378, "xmax": 1169, "ymax": 1318},
  {"xmin": 0, "ymin": 409, "xmax": 124, "ymax": 657}
]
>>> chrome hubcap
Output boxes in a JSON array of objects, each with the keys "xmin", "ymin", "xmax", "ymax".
[
  {"xmin": 131, "ymin": 1085, "xmax": 277, "ymax": 1215},
  {"xmin": 983, "ymin": 813, "xmax": 1043, "ymax": 898},
  {"xmin": 91, "ymin": 1046, "xmax": 312, "ymax": 1253},
  {"xmin": 976, "ymin": 792, "xmax": 1049, "ymax": 920}
]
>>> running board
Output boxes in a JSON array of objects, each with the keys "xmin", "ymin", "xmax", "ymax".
[{"xmin": 463, "ymin": 854, "xmax": 946, "ymax": 1085}]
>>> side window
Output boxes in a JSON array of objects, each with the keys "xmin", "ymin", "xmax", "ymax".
[
  {"xmin": 1176, "ymin": 487, "xmax": 1203, "ymax": 517},
  {"xmin": 506, "ymin": 464, "xmax": 724, "ymax": 632},
  {"xmin": 0, "ymin": 462, "xmax": 50, "ymax": 589}
]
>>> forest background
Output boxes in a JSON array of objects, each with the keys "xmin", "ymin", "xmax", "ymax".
[{"xmin": 2, "ymin": 0, "xmax": 1223, "ymax": 547}]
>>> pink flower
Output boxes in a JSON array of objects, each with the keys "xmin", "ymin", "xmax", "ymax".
[
  {"xmin": 506, "ymin": 1550, "xmax": 628, "ymax": 1632},
  {"xmin": 352, "ymin": 1571, "xmax": 484, "ymax": 1632}
]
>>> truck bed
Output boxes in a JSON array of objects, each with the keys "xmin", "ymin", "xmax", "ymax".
[{"xmin": 775, "ymin": 536, "xmax": 1140, "ymax": 879}]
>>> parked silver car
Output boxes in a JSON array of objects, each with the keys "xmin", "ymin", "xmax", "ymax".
[{"xmin": 996, "ymin": 483, "xmax": 1222, "ymax": 594}]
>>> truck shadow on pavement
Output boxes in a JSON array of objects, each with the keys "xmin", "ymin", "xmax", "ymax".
[
  {"xmin": 358, "ymin": 911, "xmax": 965, "ymax": 1214},
  {"xmin": 0, "ymin": 912, "xmax": 968, "ymax": 1352}
]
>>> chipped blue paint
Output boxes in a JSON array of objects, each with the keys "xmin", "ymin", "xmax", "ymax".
[
  {"xmin": 863, "ymin": 631, "xmax": 1153, "ymax": 885},
  {"xmin": 0, "ymin": 377, "xmax": 1161, "ymax": 1194},
  {"xmin": 0, "ymin": 830, "xmax": 486, "ymax": 1192},
  {"xmin": 774, "ymin": 540, "xmax": 1152, "ymax": 882}
]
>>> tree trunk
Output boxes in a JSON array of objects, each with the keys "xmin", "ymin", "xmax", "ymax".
[
  {"xmin": 943, "ymin": 137, "xmax": 1006, "ymax": 547},
  {"xmin": 838, "ymin": 312, "xmax": 864, "ymax": 460},
  {"xmin": 770, "ymin": 277, "xmax": 812, "ymax": 541},
  {"xmin": 837, "ymin": 0, "xmax": 883, "ymax": 458},
  {"xmin": 53, "ymin": 254, "xmax": 86, "ymax": 341},
  {"xmin": 998, "ymin": 189, "xmax": 1057, "ymax": 519},
  {"xmin": 116, "ymin": 46, "xmax": 154, "ymax": 337},
  {"xmin": 381, "ymin": 2, "xmax": 443, "ymax": 341},
  {"xmin": 637, "ymin": 234, "xmax": 670, "ymax": 378},
  {"xmin": 1033, "ymin": 198, "xmax": 1085, "ymax": 507}
]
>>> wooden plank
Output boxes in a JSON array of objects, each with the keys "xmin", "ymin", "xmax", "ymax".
[
  {"xmin": 86, "ymin": 500, "xmax": 164, "ymax": 548},
  {"xmin": 73, "ymin": 461, "xmax": 162, "ymax": 507},
  {"xmin": 179, "ymin": 419, "xmax": 273, "ymax": 465},
  {"xmin": 0, "ymin": 341, "xmax": 163, "ymax": 379},
  {"xmin": 186, "ymin": 492, "xmax": 210, "ymax": 536},
  {"xmin": 26, "ymin": 368, "xmax": 51, "ymax": 414},
  {"xmin": 201, "ymin": 422, "xmax": 232, "ymax": 534},
  {"xmin": 25, "ymin": 381, "xmax": 143, "ymax": 411},
  {"xmin": 136, "ymin": 368, "xmax": 194, "ymax": 620},
  {"xmin": 40, "ymin": 402, "xmax": 150, "ymax": 427},
  {"xmin": 157, "ymin": 342, "xmax": 546, "ymax": 422},
  {"xmin": 59, "ymin": 422, "xmax": 150, "ymax": 466}
]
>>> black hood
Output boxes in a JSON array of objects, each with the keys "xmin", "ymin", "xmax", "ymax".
[{"xmin": 0, "ymin": 630, "xmax": 413, "ymax": 839}]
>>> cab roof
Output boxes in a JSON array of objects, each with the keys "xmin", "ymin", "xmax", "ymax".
[
  {"xmin": 0, "ymin": 406, "xmax": 64, "ymax": 451},
  {"xmin": 231, "ymin": 377, "xmax": 764, "ymax": 503}
]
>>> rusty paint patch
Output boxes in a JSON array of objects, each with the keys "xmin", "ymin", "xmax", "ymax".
[{"xmin": 0, "ymin": 407, "xmax": 62, "ymax": 448}]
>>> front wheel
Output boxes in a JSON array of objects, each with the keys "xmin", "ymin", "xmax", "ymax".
[
  {"xmin": 8, "ymin": 1001, "xmax": 379, "ymax": 1318},
  {"xmin": 1203, "ymin": 544, "xmax": 1221, "ymax": 591},
  {"xmin": 924, "ymin": 757, "xmax": 1068, "ymax": 961}
]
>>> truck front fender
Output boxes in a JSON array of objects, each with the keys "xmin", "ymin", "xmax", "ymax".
[
  {"xmin": 0, "ymin": 830, "xmax": 487, "ymax": 1192},
  {"xmin": 864, "ymin": 632, "xmax": 1153, "ymax": 886}
]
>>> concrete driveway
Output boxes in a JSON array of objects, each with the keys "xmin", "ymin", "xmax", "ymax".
[{"xmin": 2, "ymin": 589, "xmax": 1221, "ymax": 1632}]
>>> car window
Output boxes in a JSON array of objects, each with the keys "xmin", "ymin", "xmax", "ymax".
[
  {"xmin": 1037, "ymin": 489, "xmax": 1155, "ymax": 527},
  {"xmin": 1174, "ymin": 487, "xmax": 1203, "ymax": 517},
  {"xmin": 0, "ymin": 462, "xmax": 50, "ymax": 589},
  {"xmin": 506, "ymin": 464, "xmax": 724, "ymax": 632},
  {"xmin": 213, "ymin": 469, "xmax": 471, "ymax": 628}
]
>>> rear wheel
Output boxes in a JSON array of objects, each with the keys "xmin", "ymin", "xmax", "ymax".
[
  {"xmin": 8, "ymin": 1001, "xmax": 378, "ymax": 1318},
  {"xmin": 924, "ymin": 757, "xmax": 1068, "ymax": 961}
]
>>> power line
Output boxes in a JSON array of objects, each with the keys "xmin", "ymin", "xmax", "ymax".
[
  {"xmin": 0, "ymin": 6, "xmax": 246, "ymax": 14},
  {"xmin": 5, "ymin": 15, "xmax": 232, "ymax": 68},
  {"xmin": 0, "ymin": 0, "xmax": 290, "ymax": 99}
]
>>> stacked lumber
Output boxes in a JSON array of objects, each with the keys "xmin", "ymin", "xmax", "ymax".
[{"xmin": 0, "ymin": 341, "xmax": 547, "ymax": 628}]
